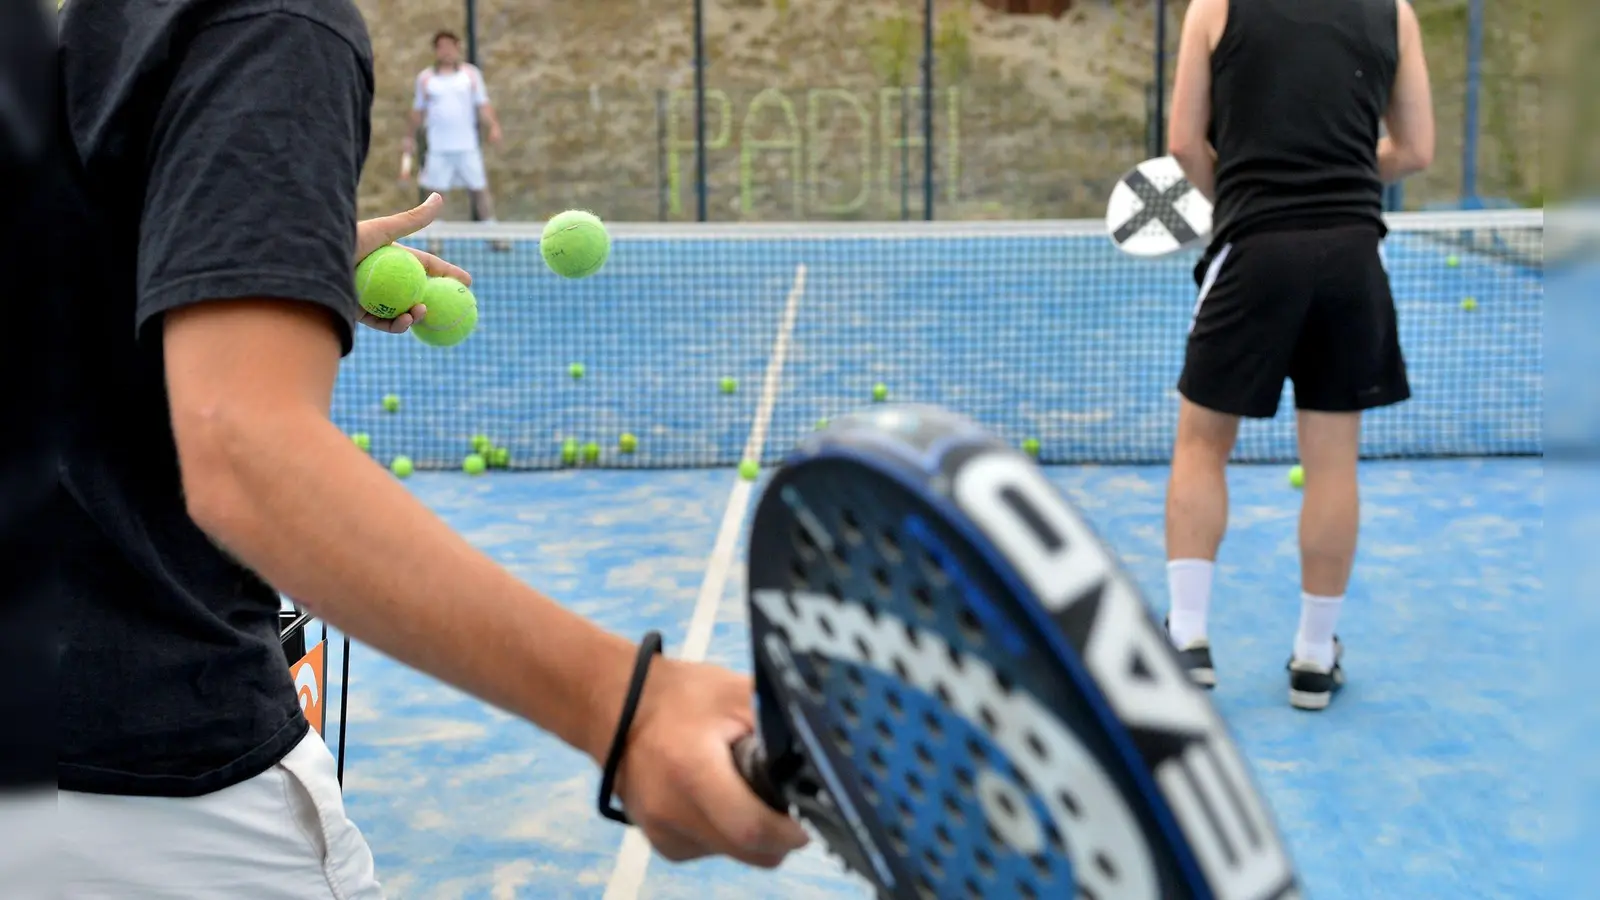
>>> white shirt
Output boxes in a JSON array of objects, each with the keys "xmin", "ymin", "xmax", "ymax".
[{"xmin": 413, "ymin": 65, "xmax": 488, "ymax": 152}]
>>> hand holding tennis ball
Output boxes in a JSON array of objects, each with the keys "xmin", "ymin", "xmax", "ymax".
[
  {"xmin": 412, "ymin": 277, "xmax": 478, "ymax": 348},
  {"xmin": 352, "ymin": 193, "xmax": 473, "ymax": 334},
  {"xmin": 541, "ymin": 210, "xmax": 611, "ymax": 279}
]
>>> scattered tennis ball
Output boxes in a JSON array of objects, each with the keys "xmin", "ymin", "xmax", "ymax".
[
  {"xmin": 381, "ymin": 394, "xmax": 401, "ymax": 413},
  {"xmin": 354, "ymin": 244, "xmax": 426, "ymax": 319},
  {"xmin": 351, "ymin": 432, "xmax": 371, "ymax": 453},
  {"xmin": 470, "ymin": 434, "xmax": 492, "ymax": 454},
  {"xmin": 412, "ymin": 277, "xmax": 478, "ymax": 348},
  {"xmin": 560, "ymin": 439, "xmax": 579, "ymax": 466},
  {"xmin": 540, "ymin": 210, "xmax": 611, "ymax": 279},
  {"xmin": 569, "ymin": 362, "xmax": 586, "ymax": 380},
  {"xmin": 581, "ymin": 441, "xmax": 601, "ymax": 464},
  {"xmin": 1021, "ymin": 437, "xmax": 1040, "ymax": 458},
  {"xmin": 1288, "ymin": 465, "xmax": 1305, "ymax": 489},
  {"xmin": 488, "ymin": 447, "xmax": 510, "ymax": 468},
  {"xmin": 1461, "ymin": 297, "xmax": 1478, "ymax": 311},
  {"xmin": 1446, "ymin": 254, "xmax": 1460, "ymax": 268},
  {"xmin": 738, "ymin": 459, "xmax": 760, "ymax": 481},
  {"xmin": 390, "ymin": 455, "xmax": 414, "ymax": 478},
  {"xmin": 816, "ymin": 417, "xmax": 830, "ymax": 430},
  {"xmin": 619, "ymin": 432, "xmax": 638, "ymax": 453},
  {"xmin": 720, "ymin": 377, "xmax": 738, "ymax": 395},
  {"xmin": 872, "ymin": 383, "xmax": 888, "ymax": 402},
  {"xmin": 463, "ymin": 453, "xmax": 487, "ymax": 476}
]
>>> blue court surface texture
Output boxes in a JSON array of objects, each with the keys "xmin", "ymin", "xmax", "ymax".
[{"xmin": 319, "ymin": 222, "xmax": 1544, "ymax": 899}]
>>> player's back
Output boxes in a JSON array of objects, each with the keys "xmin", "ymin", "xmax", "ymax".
[{"xmin": 1208, "ymin": 0, "xmax": 1398, "ymax": 244}]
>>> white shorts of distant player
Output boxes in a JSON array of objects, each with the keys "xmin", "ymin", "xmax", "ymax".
[{"xmin": 420, "ymin": 148, "xmax": 489, "ymax": 193}]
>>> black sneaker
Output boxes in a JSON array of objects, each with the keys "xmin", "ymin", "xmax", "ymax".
[
  {"xmin": 1288, "ymin": 637, "xmax": 1345, "ymax": 710},
  {"xmin": 1164, "ymin": 617, "xmax": 1216, "ymax": 689}
]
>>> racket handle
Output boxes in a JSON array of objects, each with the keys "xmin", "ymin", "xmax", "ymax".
[{"xmin": 732, "ymin": 734, "xmax": 786, "ymax": 812}]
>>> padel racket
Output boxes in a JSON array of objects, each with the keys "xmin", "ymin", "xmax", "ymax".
[
  {"xmin": 1106, "ymin": 156, "xmax": 1213, "ymax": 258},
  {"xmin": 733, "ymin": 405, "xmax": 1299, "ymax": 900}
]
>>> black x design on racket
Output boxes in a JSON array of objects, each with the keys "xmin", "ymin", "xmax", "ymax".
[{"xmin": 732, "ymin": 405, "xmax": 1301, "ymax": 900}]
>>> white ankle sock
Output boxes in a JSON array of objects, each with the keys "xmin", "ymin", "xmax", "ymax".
[
  {"xmin": 1293, "ymin": 592, "xmax": 1343, "ymax": 669},
  {"xmin": 1166, "ymin": 559, "xmax": 1214, "ymax": 647}
]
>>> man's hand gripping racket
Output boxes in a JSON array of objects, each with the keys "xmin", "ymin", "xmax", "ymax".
[{"xmin": 725, "ymin": 406, "xmax": 1302, "ymax": 900}]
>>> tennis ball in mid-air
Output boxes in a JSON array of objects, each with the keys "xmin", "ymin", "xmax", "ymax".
[
  {"xmin": 412, "ymin": 277, "xmax": 478, "ymax": 348},
  {"xmin": 619, "ymin": 433, "xmax": 638, "ymax": 453},
  {"xmin": 382, "ymin": 394, "xmax": 401, "ymax": 413},
  {"xmin": 720, "ymin": 377, "xmax": 738, "ymax": 395},
  {"xmin": 351, "ymin": 433, "xmax": 371, "ymax": 452},
  {"xmin": 1461, "ymin": 297, "xmax": 1478, "ymax": 311},
  {"xmin": 463, "ymin": 453, "xmax": 487, "ymax": 475},
  {"xmin": 581, "ymin": 442, "xmax": 601, "ymax": 464},
  {"xmin": 872, "ymin": 383, "xmax": 888, "ymax": 402},
  {"xmin": 569, "ymin": 362, "xmax": 586, "ymax": 380},
  {"xmin": 390, "ymin": 456, "xmax": 414, "ymax": 478},
  {"xmin": 560, "ymin": 439, "xmax": 579, "ymax": 466},
  {"xmin": 1288, "ymin": 465, "xmax": 1305, "ymax": 489},
  {"xmin": 738, "ymin": 459, "xmax": 760, "ymax": 481},
  {"xmin": 1446, "ymin": 254, "xmax": 1460, "ymax": 268},
  {"xmin": 1021, "ymin": 437, "xmax": 1040, "ymax": 458},
  {"xmin": 488, "ymin": 447, "xmax": 510, "ymax": 468},
  {"xmin": 541, "ymin": 210, "xmax": 611, "ymax": 279},
  {"xmin": 355, "ymin": 244, "xmax": 426, "ymax": 319},
  {"xmin": 470, "ymin": 434, "xmax": 492, "ymax": 454}
]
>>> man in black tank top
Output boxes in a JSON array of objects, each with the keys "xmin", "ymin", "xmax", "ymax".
[{"xmin": 1158, "ymin": 0, "xmax": 1435, "ymax": 709}]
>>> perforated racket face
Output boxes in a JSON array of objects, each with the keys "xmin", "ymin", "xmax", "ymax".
[{"xmin": 745, "ymin": 407, "xmax": 1299, "ymax": 900}]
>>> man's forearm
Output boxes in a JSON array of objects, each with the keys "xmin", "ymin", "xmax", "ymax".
[
  {"xmin": 189, "ymin": 407, "xmax": 635, "ymax": 762},
  {"xmin": 1173, "ymin": 148, "xmax": 1216, "ymax": 203},
  {"xmin": 1377, "ymin": 136, "xmax": 1424, "ymax": 183},
  {"xmin": 405, "ymin": 111, "xmax": 422, "ymax": 146}
]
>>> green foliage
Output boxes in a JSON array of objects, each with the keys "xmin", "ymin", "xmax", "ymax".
[
  {"xmin": 869, "ymin": 3, "xmax": 917, "ymax": 87},
  {"xmin": 936, "ymin": 0, "xmax": 974, "ymax": 84}
]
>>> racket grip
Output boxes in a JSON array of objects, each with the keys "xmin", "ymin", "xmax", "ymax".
[{"xmin": 732, "ymin": 734, "xmax": 786, "ymax": 812}]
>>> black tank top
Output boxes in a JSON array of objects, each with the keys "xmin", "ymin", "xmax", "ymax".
[{"xmin": 1207, "ymin": 0, "xmax": 1398, "ymax": 246}]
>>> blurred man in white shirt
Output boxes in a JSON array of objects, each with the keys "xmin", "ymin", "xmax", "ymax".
[{"xmin": 405, "ymin": 31, "xmax": 505, "ymax": 233}]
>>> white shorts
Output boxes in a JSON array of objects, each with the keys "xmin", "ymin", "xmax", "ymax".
[
  {"xmin": 53, "ymin": 730, "xmax": 384, "ymax": 899},
  {"xmin": 420, "ymin": 148, "xmax": 488, "ymax": 192}
]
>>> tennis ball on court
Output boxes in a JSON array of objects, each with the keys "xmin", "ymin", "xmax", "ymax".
[
  {"xmin": 1461, "ymin": 297, "xmax": 1478, "ymax": 311},
  {"xmin": 354, "ymin": 244, "xmax": 426, "ymax": 319},
  {"xmin": 463, "ymin": 453, "xmax": 487, "ymax": 476},
  {"xmin": 382, "ymin": 394, "xmax": 401, "ymax": 413},
  {"xmin": 412, "ymin": 277, "xmax": 478, "ymax": 348},
  {"xmin": 816, "ymin": 417, "xmax": 829, "ymax": 430},
  {"xmin": 1446, "ymin": 254, "xmax": 1461, "ymax": 268},
  {"xmin": 739, "ymin": 459, "xmax": 760, "ymax": 481},
  {"xmin": 569, "ymin": 362, "xmax": 586, "ymax": 380},
  {"xmin": 470, "ymin": 434, "xmax": 492, "ymax": 454},
  {"xmin": 720, "ymin": 377, "xmax": 738, "ymax": 395},
  {"xmin": 488, "ymin": 447, "xmax": 510, "ymax": 468},
  {"xmin": 541, "ymin": 210, "xmax": 611, "ymax": 279},
  {"xmin": 560, "ymin": 439, "xmax": 579, "ymax": 466},
  {"xmin": 390, "ymin": 456, "xmax": 414, "ymax": 478},
  {"xmin": 582, "ymin": 441, "xmax": 601, "ymax": 464},
  {"xmin": 351, "ymin": 432, "xmax": 371, "ymax": 452},
  {"xmin": 1288, "ymin": 465, "xmax": 1305, "ymax": 489},
  {"xmin": 1022, "ymin": 437, "xmax": 1040, "ymax": 458},
  {"xmin": 872, "ymin": 383, "xmax": 888, "ymax": 402},
  {"xmin": 619, "ymin": 433, "xmax": 638, "ymax": 453}
]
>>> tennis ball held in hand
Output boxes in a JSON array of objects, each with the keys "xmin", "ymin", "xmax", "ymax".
[
  {"xmin": 412, "ymin": 277, "xmax": 478, "ymax": 348},
  {"xmin": 355, "ymin": 245, "xmax": 426, "ymax": 319},
  {"xmin": 540, "ymin": 210, "xmax": 610, "ymax": 279}
]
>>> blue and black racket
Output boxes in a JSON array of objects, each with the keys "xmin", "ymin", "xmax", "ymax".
[{"xmin": 733, "ymin": 406, "xmax": 1300, "ymax": 900}]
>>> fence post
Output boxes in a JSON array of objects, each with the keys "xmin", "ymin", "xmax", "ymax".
[
  {"xmin": 1152, "ymin": 0, "xmax": 1168, "ymax": 155},
  {"xmin": 656, "ymin": 90, "xmax": 669, "ymax": 221},
  {"xmin": 693, "ymin": 0, "xmax": 708, "ymax": 222},
  {"xmin": 464, "ymin": 0, "xmax": 478, "ymax": 65},
  {"xmin": 922, "ymin": 0, "xmax": 935, "ymax": 220},
  {"xmin": 1461, "ymin": 0, "xmax": 1483, "ymax": 206}
]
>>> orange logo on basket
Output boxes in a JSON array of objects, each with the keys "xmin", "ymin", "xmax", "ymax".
[{"xmin": 289, "ymin": 640, "xmax": 327, "ymax": 736}]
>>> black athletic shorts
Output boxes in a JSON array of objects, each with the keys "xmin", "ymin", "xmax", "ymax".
[{"xmin": 1178, "ymin": 222, "xmax": 1411, "ymax": 419}]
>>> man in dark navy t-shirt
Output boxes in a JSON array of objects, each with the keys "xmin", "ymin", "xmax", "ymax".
[
  {"xmin": 1159, "ymin": 0, "xmax": 1435, "ymax": 709},
  {"xmin": 46, "ymin": 0, "xmax": 805, "ymax": 894}
]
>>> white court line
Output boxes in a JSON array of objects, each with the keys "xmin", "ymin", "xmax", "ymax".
[{"xmin": 601, "ymin": 263, "xmax": 809, "ymax": 900}]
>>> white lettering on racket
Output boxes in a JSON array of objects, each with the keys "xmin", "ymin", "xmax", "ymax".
[
  {"xmin": 753, "ymin": 588, "xmax": 1158, "ymax": 900},
  {"xmin": 951, "ymin": 450, "xmax": 1298, "ymax": 900}
]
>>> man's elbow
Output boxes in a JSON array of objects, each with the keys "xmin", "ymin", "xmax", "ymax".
[
  {"xmin": 171, "ymin": 402, "xmax": 257, "ymax": 543},
  {"xmin": 1168, "ymin": 137, "xmax": 1205, "ymax": 166}
]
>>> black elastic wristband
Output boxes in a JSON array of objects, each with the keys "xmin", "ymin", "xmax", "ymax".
[{"xmin": 597, "ymin": 630, "xmax": 664, "ymax": 825}]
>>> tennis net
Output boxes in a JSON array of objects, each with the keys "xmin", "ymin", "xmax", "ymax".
[{"xmin": 334, "ymin": 209, "xmax": 1543, "ymax": 470}]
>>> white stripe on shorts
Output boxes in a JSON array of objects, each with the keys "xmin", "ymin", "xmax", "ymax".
[{"xmin": 1190, "ymin": 243, "xmax": 1232, "ymax": 334}]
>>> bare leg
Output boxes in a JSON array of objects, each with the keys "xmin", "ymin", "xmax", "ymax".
[
  {"xmin": 1291, "ymin": 409, "xmax": 1361, "ymax": 674},
  {"xmin": 1164, "ymin": 398, "xmax": 1240, "ymax": 655},
  {"xmin": 469, "ymin": 189, "xmax": 497, "ymax": 222}
]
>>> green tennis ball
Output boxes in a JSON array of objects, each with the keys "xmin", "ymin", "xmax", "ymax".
[
  {"xmin": 470, "ymin": 434, "xmax": 492, "ymax": 454},
  {"xmin": 351, "ymin": 432, "xmax": 371, "ymax": 452},
  {"xmin": 816, "ymin": 417, "xmax": 830, "ymax": 430},
  {"xmin": 488, "ymin": 447, "xmax": 510, "ymax": 468},
  {"xmin": 390, "ymin": 455, "xmax": 414, "ymax": 478},
  {"xmin": 581, "ymin": 441, "xmax": 601, "ymax": 464},
  {"xmin": 412, "ymin": 277, "xmax": 478, "ymax": 348},
  {"xmin": 355, "ymin": 245, "xmax": 426, "ymax": 319},
  {"xmin": 560, "ymin": 439, "xmax": 579, "ymax": 466},
  {"xmin": 463, "ymin": 453, "xmax": 487, "ymax": 476},
  {"xmin": 1288, "ymin": 465, "xmax": 1305, "ymax": 489},
  {"xmin": 1446, "ymin": 254, "xmax": 1461, "ymax": 268},
  {"xmin": 720, "ymin": 377, "xmax": 738, "ymax": 395},
  {"xmin": 569, "ymin": 362, "xmax": 586, "ymax": 380},
  {"xmin": 738, "ymin": 459, "xmax": 760, "ymax": 481},
  {"xmin": 381, "ymin": 394, "xmax": 401, "ymax": 413},
  {"xmin": 541, "ymin": 210, "xmax": 611, "ymax": 279},
  {"xmin": 872, "ymin": 383, "xmax": 888, "ymax": 402},
  {"xmin": 619, "ymin": 433, "xmax": 638, "ymax": 453},
  {"xmin": 1021, "ymin": 437, "xmax": 1040, "ymax": 458},
  {"xmin": 1461, "ymin": 297, "xmax": 1478, "ymax": 311}
]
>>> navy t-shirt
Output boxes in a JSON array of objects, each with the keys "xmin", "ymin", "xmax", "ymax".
[{"xmin": 55, "ymin": 0, "xmax": 374, "ymax": 796}]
